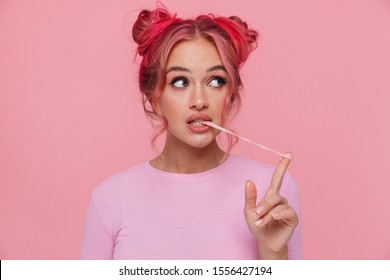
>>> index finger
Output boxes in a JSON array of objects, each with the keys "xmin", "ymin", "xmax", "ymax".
[{"xmin": 266, "ymin": 152, "xmax": 293, "ymax": 196}]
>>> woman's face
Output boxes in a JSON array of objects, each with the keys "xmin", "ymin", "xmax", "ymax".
[{"xmin": 157, "ymin": 37, "xmax": 228, "ymax": 149}]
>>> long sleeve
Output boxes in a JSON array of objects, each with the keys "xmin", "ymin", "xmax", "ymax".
[{"xmin": 80, "ymin": 192, "xmax": 113, "ymax": 259}]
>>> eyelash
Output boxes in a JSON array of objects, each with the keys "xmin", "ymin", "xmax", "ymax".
[
  {"xmin": 208, "ymin": 76, "xmax": 227, "ymax": 87},
  {"xmin": 169, "ymin": 76, "xmax": 189, "ymax": 88},
  {"xmin": 168, "ymin": 76, "xmax": 227, "ymax": 89}
]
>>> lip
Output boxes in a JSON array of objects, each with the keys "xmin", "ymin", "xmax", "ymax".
[
  {"xmin": 186, "ymin": 114, "xmax": 212, "ymax": 123},
  {"xmin": 186, "ymin": 114, "xmax": 212, "ymax": 133}
]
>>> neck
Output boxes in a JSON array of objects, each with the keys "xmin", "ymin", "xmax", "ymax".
[{"xmin": 150, "ymin": 135, "xmax": 226, "ymax": 174}]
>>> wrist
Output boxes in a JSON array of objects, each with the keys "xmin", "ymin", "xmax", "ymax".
[{"xmin": 258, "ymin": 245, "xmax": 288, "ymax": 260}]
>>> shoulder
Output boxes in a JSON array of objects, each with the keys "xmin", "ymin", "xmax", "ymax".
[{"xmin": 91, "ymin": 161, "xmax": 150, "ymax": 200}]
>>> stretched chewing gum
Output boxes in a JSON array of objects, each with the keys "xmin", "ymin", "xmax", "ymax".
[{"xmin": 201, "ymin": 121, "xmax": 293, "ymax": 160}]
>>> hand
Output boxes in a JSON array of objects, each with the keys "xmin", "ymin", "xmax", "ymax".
[{"xmin": 244, "ymin": 153, "xmax": 299, "ymax": 259}]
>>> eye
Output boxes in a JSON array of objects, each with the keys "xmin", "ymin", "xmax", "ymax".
[
  {"xmin": 169, "ymin": 77, "xmax": 189, "ymax": 88},
  {"xmin": 208, "ymin": 76, "xmax": 227, "ymax": 88}
]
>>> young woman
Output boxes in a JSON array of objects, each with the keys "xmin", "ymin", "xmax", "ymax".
[{"xmin": 80, "ymin": 6, "xmax": 301, "ymax": 260}]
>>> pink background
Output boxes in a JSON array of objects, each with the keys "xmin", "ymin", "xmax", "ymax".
[{"xmin": 1, "ymin": 0, "xmax": 389, "ymax": 259}]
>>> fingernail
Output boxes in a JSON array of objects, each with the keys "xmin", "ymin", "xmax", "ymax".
[
  {"xmin": 256, "ymin": 206, "xmax": 265, "ymax": 215},
  {"xmin": 255, "ymin": 218, "xmax": 264, "ymax": 227},
  {"xmin": 284, "ymin": 152, "xmax": 293, "ymax": 161}
]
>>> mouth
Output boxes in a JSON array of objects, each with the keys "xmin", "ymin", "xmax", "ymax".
[
  {"xmin": 187, "ymin": 120, "xmax": 207, "ymax": 127},
  {"xmin": 185, "ymin": 115, "xmax": 212, "ymax": 133},
  {"xmin": 186, "ymin": 114, "xmax": 212, "ymax": 127}
]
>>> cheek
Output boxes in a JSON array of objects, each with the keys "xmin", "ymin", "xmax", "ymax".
[
  {"xmin": 160, "ymin": 94, "xmax": 183, "ymax": 120},
  {"xmin": 214, "ymin": 93, "xmax": 228, "ymax": 116},
  {"xmin": 213, "ymin": 93, "xmax": 229, "ymax": 125}
]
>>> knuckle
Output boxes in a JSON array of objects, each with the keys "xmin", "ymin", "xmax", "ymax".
[
  {"xmin": 260, "ymin": 200, "xmax": 270, "ymax": 211},
  {"xmin": 269, "ymin": 194, "xmax": 284, "ymax": 205}
]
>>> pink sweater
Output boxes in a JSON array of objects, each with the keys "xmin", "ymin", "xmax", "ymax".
[{"xmin": 80, "ymin": 154, "xmax": 302, "ymax": 259}]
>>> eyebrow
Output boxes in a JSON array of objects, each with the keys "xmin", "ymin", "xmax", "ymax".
[{"xmin": 165, "ymin": 65, "xmax": 227, "ymax": 74}]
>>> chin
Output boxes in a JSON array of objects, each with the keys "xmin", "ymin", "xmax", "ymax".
[
  {"xmin": 188, "ymin": 138, "xmax": 216, "ymax": 149},
  {"xmin": 168, "ymin": 129, "xmax": 217, "ymax": 149},
  {"xmin": 190, "ymin": 142, "xmax": 212, "ymax": 149}
]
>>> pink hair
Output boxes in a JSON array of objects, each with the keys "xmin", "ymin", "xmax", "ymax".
[{"xmin": 132, "ymin": 6, "xmax": 258, "ymax": 151}]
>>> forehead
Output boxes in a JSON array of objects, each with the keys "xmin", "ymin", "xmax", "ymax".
[{"xmin": 167, "ymin": 38, "xmax": 223, "ymax": 68}]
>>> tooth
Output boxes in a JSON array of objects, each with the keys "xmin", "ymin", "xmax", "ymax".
[{"xmin": 191, "ymin": 120, "xmax": 203, "ymax": 127}]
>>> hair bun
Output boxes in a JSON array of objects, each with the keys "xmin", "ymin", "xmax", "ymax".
[
  {"xmin": 132, "ymin": 8, "xmax": 177, "ymax": 57},
  {"xmin": 214, "ymin": 16, "xmax": 259, "ymax": 65},
  {"xmin": 229, "ymin": 16, "xmax": 258, "ymax": 47}
]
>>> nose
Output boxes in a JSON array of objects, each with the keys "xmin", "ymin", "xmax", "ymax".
[{"xmin": 189, "ymin": 84, "xmax": 209, "ymax": 110}]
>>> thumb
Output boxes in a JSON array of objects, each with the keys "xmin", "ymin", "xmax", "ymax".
[{"xmin": 244, "ymin": 180, "xmax": 257, "ymax": 212}]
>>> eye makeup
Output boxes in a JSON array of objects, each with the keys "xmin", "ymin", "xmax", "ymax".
[
  {"xmin": 207, "ymin": 76, "xmax": 227, "ymax": 87},
  {"xmin": 169, "ymin": 76, "xmax": 189, "ymax": 89}
]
